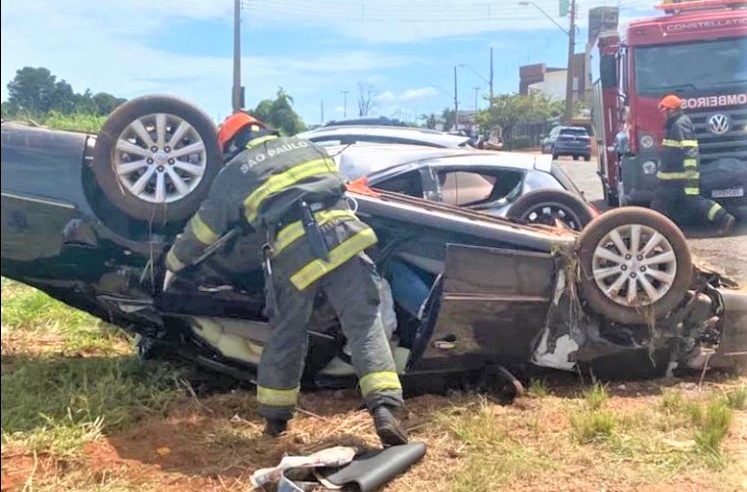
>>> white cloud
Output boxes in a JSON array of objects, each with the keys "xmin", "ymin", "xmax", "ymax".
[
  {"xmin": 375, "ymin": 86, "xmax": 437, "ymax": 103},
  {"xmin": 1, "ymin": 0, "xmax": 410, "ymax": 119},
  {"xmin": 400, "ymin": 87, "xmax": 438, "ymax": 100}
]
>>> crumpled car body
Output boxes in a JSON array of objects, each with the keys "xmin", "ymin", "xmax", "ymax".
[{"xmin": 1, "ymin": 122, "xmax": 746, "ymax": 388}]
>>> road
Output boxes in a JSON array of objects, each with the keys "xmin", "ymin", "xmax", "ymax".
[{"xmin": 556, "ymin": 157, "xmax": 747, "ymax": 285}]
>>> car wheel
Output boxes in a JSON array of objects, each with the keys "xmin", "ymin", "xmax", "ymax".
[
  {"xmin": 573, "ymin": 155, "xmax": 579, "ymax": 161},
  {"xmin": 578, "ymin": 207, "xmax": 692, "ymax": 325},
  {"xmin": 584, "ymin": 155, "xmax": 591, "ymax": 162},
  {"xmin": 507, "ymin": 189, "xmax": 593, "ymax": 231},
  {"xmin": 92, "ymin": 95, "xmax": 222, "ymax": 224}
]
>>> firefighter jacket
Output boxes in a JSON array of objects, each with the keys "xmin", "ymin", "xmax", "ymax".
[
  {"xmin": 658, "ymin": 110, "xmax": 701, "ymax": 196},
  {"xmin": 165, "ymin": 135, "xmax": 377, "ymax": 290}
]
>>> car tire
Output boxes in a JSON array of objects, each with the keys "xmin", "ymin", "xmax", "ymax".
[
  {"xmin": 507, "ymin": 189, "xmax": 593, "ymax": 231},
  {"xmin": 92, "ymin": 95, "xmax": 222, "ymax": 224},
  {"xmin": 573, "ymin": 155, "xmax": 579, "ymax": 161},
  {"xmin": 577, "ymin": 207, "xmax": 692, "ymax": 325},
  {"xmin": 584, "ymin": 155, "xmax": 591, "ymax": 162}
]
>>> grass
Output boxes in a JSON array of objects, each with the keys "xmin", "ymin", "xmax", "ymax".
[
  {"xmin": 2, "ymin": 278, "xmax": 130, "ymax": 356},
  {"xmin": 2, "ymin": 355, "xmax": 184, "ymax": 455},
  {"xmin": 2, "ymin": 279, "xmax": 185, "ymax": 457},
  {"xmin": 582, "ymin": 382, "xmax": 609, "ymax": 410},
  {"xmin": 442, "ymin": 398, "xmax": 561, "ymax": 490},
  {"xmin": 694, "ymin": 400, "xmax": 733, "ymax": 461},
  {"xmin": 526, "ymin": 378, "xmax": 549, "ymax": 398},
  {"xmin": 570, "ymin": 409, "xmax": 618, "ymax": 444},
  {"xmin": 724, "ymin": 386, "xmax": 747, "ymax": 410},
  {"xmin": 43, "ymin": 111, "xmax": 106, "ymax": 133}
]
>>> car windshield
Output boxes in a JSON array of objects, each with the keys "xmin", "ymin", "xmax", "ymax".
[
  {"xmin": 560, "ymin": 128, "xmax": 588, "ymax": 137},
  {"xmin": 635, "ymin": 37, "xmax": 747, "ymax": 95}
]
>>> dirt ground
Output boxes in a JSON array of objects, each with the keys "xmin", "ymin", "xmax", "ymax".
[
  {"xmin": 557, "ymin": 158, "xmax": 747, "ymax": 285},
  {"xmin": 2, "ymin": 380, "xmax": 746, "ymax": 492}
]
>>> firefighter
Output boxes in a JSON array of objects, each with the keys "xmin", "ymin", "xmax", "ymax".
[
  {"xmin": 651, "ymin": 94, "xmax": 735, "ymax": 234},
  {"xmin": 162, "ymin": 112, "xmax": 407, "ymax": 447}
]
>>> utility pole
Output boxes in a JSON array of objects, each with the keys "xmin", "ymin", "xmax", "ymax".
[
  {"xmin": 473, "ymin": 87, "xmax": 480, "ymax": 112},
  {"xmin": 489, "ymin": 46, "xmax": 494, "ymax": 107},
  {"xmin": 564, "ymin": 0, "xmax": 576, "ymax": 124},
  {"xmin": 232, "ymin": 0, "xmax": 243, "ymax": 112},
  {"xmin": 453, "ymin": 65, "xmax": 459, "ymax": 132},
  {"xmin": 341, "ymin": 90, "xmax": 349, "ymax": 118}
]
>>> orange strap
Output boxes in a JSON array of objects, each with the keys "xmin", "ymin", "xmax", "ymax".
[{"xmin": 345, "ymin": 177, "xmax": 381, "ymax": 197}]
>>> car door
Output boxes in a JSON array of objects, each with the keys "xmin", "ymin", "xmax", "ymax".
[{"xmin": 408, "ymin": 243, "xmax": 557, "ymax": 372}]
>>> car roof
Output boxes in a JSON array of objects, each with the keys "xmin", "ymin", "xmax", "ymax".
[
  {"xmin": 326, "ymin": 143, "xmax": 553, "ymax": 181},
  {"xmin": 297, "ymin": 125, "xmax": 471, "ymax": 148},
  {"xmin": 322, "ymin": 117, "xmax": 407, "ymax": 127}
]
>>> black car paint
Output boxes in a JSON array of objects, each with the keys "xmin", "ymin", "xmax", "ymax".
[{"xmin": 2, "ymin": 122, "xmax": 746, "ymax": 385}]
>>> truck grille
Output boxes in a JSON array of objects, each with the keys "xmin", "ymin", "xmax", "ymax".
[{"xmin": 687, "ymin": 106, "xmax": 747, "ymax": 165}]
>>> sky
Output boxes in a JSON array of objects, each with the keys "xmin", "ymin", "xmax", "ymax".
[{"xmin": 1, "ymin": 0, "xmax": 658, "ymax": 125}]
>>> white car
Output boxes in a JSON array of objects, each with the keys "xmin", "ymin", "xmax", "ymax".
[
  {"xmin": 330, "ymin": 144, "xmax": 598, "ymax": 231},
  {"xmin": 297, "ymin": 125, "xmax": 473, "ymax": 148}
]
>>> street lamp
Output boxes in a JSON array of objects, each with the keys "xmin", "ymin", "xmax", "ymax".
[
  {"xmin": 341, "ymin": 90, "xmax": 350, "ymax": 118},
  {"xmin": 518, "ymin": 0, "xmax": 576, "ymax": 124}
]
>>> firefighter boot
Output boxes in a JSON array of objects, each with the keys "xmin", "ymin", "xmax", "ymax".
[
  {"xmin": 372, "ymin": 405, "xmax": 409, "ymax": 447},
  {"xmin": 263, "ymin": 419, "xmax": 288, "ymax": 437},
  {"xmin": 717, "ymin": 213, "xmax": 735, "ymax": 236}
]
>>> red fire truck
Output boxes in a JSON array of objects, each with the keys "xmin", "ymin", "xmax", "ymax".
[{"xmin": 591, "ymin": 0, "xmax": 747, "ymax": 213}]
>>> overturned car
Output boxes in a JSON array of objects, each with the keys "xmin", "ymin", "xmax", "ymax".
[{"xmin": 2, "ymin": 95, "xmax": 746, "ymax": 391}]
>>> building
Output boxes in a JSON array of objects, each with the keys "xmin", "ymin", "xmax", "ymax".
[{"xmin": 518, "ymin": 53, "xmax": 587, "ymax": 102}]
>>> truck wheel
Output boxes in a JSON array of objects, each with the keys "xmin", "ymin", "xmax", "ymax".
[
  {"xmin": 92, "ymin": 95, "xmax": 222, "ymax": 224},
  {"xmin": 507, "ymin": 189, "xmax": 593, "ymax": 231},
  {"xmin": 577, "ymin": 207, "xmax": 692, "ymax": 325},
  {"xmin": 602, "ymin": 185, "xmax": 618, "ymax": 208}
]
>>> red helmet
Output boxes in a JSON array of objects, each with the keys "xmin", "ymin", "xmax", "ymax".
[
  {"xmin": 217, "ymin": 111, "xmax": 264, "ymax": 151},
  {"xmin": 658, "ymin": 94, "xmax": 683, "ymax": 110}
]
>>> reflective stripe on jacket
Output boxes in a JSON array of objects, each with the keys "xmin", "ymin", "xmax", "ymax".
[
  {"xmin": 658, "ymin": 111, "xmax": 700, "ymax": 195},
  {"xmin": 165, "ymin": 135, "xmax": 376, "ymax": 289}
]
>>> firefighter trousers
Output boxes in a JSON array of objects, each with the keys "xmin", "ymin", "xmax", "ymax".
[
  {"xmin": 256, "ymin": 253, "xmax": 404, "ymax": 421},
  {"xmin": 651, "ymin": 185, "xmax": 728, "ymax": 226}
]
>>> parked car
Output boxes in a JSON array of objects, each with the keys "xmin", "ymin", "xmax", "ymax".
[
  {"xmin": 541, "ymin": 126, "xmax": 592, "ymax": 161},
  {"xmin": 333, "ymin": 144, "xmax": 597, "ymax": 231},
  {"xmin": 2, "ymin": 95, "xmax": 745, "ymax": 392},
  {"xmin": 297, "ymin": 125, "xmax": 473, "ymax": 149}
]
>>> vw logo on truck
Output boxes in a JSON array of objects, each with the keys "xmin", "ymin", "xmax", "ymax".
[{"xmin": 708, "ymin": 114, "xmax": 730, "ymax": 135}]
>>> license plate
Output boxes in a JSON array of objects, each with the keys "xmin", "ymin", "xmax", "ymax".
[{"xmin": 711, "ymin": 187, "xmax": 744, "ymax": 198}]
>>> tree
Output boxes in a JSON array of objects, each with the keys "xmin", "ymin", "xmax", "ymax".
[
  {"xmin": 5, "ymin": 66, "xmax": 125, "ymax": 118},
  {"xmin": 477, "ymin": 92, "xmax": 556, "ymax": 149},
  {"xmin": 7, "ymin": 67, "xmax": 59, "ymax": 114},
  {"xmin": 357, "ymin": 82, "xmax": 377, "ymax": 117},
  {"xmin": 441, "ymin": 108, "xmax": 456, "ymax": 132},
  {"xmin": 421, "ymin": 113, "xmax": 438, "ymax": 130},
  {"xmin": 251, "ymin": 88, "xmax": 305, "ymax": 135},
  {"xmin": 92, "ymin": 92, "xmax": 126, "ymax": 115}
]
